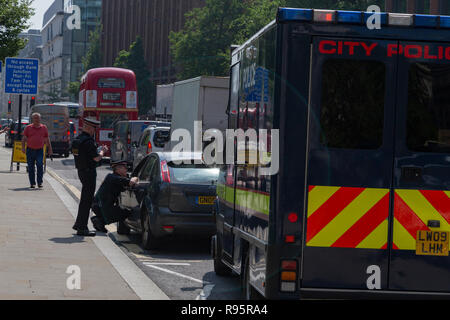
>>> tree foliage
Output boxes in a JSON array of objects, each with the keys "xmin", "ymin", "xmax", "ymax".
[
  {"xmin": 0, "ymin": 0, "xmax": 34, "ymax": 61},
  {"xmin": 170, "ymin": 0, "xmax": 386, "ymax": 79},
  {"xmin": 114, "ymin": 36, "xmax": 154, "ymax": 116},
  {"xmin": 82, "ymin": 22, "xmax": 103, "ymax": 72}
]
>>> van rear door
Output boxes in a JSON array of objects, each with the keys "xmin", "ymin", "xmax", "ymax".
[
  {"xmin": 303, "ymin": 37, "xmax": 397, "ymax": 289},
  {"xmin": 389, "ymin": 41, "xmax": 450, "ymax": 292}
]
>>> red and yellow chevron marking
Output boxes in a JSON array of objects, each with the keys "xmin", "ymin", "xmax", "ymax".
[
  {"xmin": 306, "ymin": 186, "xmax": 390, "ymax": 249},
  {"xmin": 393, "ymin": 189, "xmax": 450, "ymax": 250}
]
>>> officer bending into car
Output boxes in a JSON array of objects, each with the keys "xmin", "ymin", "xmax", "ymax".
[
  {"xmin": 90, "ymin": 160, "xmax": 139, "ymax": 233},
  {"xmin": 72, "ymin": 118, "xmax": 108, "ymax": 237}
]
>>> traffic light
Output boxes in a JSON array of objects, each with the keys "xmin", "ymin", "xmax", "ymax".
[
  {"xmin": 8, "ymin": 100, "xmax": 11, "ymax": 113},
  {"xmin": 30, "ymin": 96, "xmax": 36, "ymax": 107}
]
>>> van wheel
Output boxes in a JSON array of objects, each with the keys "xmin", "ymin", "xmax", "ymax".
[
  {"xmin": 117, "ymin": 220, "xmax": 131, "ymax": 235},
  {"xmin": 141, "ymin": 208, "xmax": 159, "ymax": 250},
  {"xmin": 242, "ymin": 255, "xmax": 261, "ymax": 300},
  {"xmin": 213, "ymin": 235, "xmax": 232, "ymax": 276}
]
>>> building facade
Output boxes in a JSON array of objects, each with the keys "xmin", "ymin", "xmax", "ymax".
[
  {"xmin": 101, "ymin": 0, "xmax": 204, "ymax": 84},
  {"xmin": 66, "ymin": 0, "xmax": 102, "ymax": 83},
  {"xmin": 39, "ymin": 0, "xmax": 102, "ymax": 103}
]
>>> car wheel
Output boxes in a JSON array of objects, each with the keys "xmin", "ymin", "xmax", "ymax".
[
  {"xmin": 141, "ymin": 207, "xmax": 159, "ymax": 250},
  {"xmin": 117, "ymin": 220, "xmax": 131, "ymax": 235},
  {"xmin": 242, "ymin": 254, "xmax": 261, "ymax": 300},
  {"xmin": 213, "ymin": 235, "xmax": 232, "ymax": 276},
  {"xmin": 64, "ymin": 152, "xmax": 69, "ymax": 158}
]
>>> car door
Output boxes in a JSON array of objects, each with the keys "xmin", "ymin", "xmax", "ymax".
[
  {"xmin": 120, "ymin": 156, "xmax": 148, "ymax": 212},
  {"xmin": 303, "ymin": 37, "xmax": 397, "ymax": 289},
  {"xmin": 389, "ymin": 41, "xmax": 450, "ymax": 292},
  {"xmin": 126, "ymin": 156, "xmax": 157, "ymax": 227}
]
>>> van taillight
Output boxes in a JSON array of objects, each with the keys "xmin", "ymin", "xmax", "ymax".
[
  {"xmin": 160, "ymin": 160, "xmax": 171, "ymax": 183},
  {"xmin": 280, "ymin": 260, "xmax": 297, "ymax": 292},
  {"xmin": 147, "ymin": 141, "xmax": 152, "ymax": 154}
]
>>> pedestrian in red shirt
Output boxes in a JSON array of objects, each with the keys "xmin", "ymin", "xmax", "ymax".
[{"xmin": 22, "ymin": 113, "xmax": 53, "ymax": 189}]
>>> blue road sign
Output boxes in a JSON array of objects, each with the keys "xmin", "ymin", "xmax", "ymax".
[{"xmin": 4, "ymin": 58, "xmax": 39, "ymax": 95}]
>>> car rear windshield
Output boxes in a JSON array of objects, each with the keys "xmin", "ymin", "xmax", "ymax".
[
  {"xmin": 168, "ymin": 163, "xmax": 219, "ymax": 185},
  {"xmin": 153, "ymin": 130, "xmax": 170, "ymax": 148}
]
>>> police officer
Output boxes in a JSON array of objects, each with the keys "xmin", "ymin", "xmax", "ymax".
[
  {"xmin": 90, "ymin": 160, "xmax": 139, "ymax": 233},
  {"xmin": 72, "ymin": 118, "xmax": 108, "ymax": 237}
]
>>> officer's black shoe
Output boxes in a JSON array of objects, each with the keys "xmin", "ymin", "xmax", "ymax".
[
  {"xmin": 76, "ymin": 229, "xmax": 96, "ymax": 237},
  {"xmin": 91, "ymin": 216, "xmax": 108, "ymax": 233}
]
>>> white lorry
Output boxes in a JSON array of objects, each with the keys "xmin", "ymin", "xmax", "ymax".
[{"xmin": 168, "ymin": 76, "xmax": 229, "ymax": 151}]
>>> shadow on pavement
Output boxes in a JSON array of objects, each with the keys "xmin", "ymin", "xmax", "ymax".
[
  {"xmin": 9, "ymin": 187, "xmax": 36, "ymax": 192},
  {"xmin": 61, "ymin": 159, "xmax": 75, "ymax": 166},
  {"xmin": 49, "ymin": 236, "xmax": 87, "ymax": 244}
]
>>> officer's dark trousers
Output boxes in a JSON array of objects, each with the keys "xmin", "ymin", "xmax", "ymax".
[{"xmin": 74, "ymin": 169, "xmax": 97, "ymax": 230}]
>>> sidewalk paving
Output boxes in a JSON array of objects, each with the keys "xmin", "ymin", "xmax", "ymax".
[{"xmin": 0, "ymin": 148, "xmax": 139, "ymax": 300}]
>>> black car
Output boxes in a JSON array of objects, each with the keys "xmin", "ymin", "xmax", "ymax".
[
  {"xmin": 118, "ymin": 152, "xmax": 220, "ymax": 250},
  {"xmin": 5, "ymin": 120, "xmax": 29, "ymax": 147}
]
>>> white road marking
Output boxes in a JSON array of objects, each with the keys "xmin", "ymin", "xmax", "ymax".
[
  {"xmin": 196, "ymin": 284, "xmax": 215, "ymax": 300},
  {"xmin": 143, "ymin": 263, "xmax": 208, "ymax": 285},
  {"xmin": 144, "ymin": 262, "xmax": 191, "ymax": 266}
]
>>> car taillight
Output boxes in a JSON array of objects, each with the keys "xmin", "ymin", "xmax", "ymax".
[
  {"xmin": 146, "ymin": 141, "xmax": 152, "ymax": 154},
  {"xmin": 280, "ymin": 260, "xmax": 297, "ymax": 292},
  {"xmin": 67, "ymin": 131, "xmax": 70, "ymax": 136},
  {"xmin": 127, "ymin": 133, "xmax": 131, "ymax": 145},
  {"xmin": 11, "ymin": 130, "xmax": 17, "ymax": 134},
  {"xmin": 160, "ymin": 160, "xmax": 171, "ymax": 183}
]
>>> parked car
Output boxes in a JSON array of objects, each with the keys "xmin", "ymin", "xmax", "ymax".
[
  {"xmin": 118, "ymin": 152, "xmax": 220, "ymax": 250},
  {"xmin": 5, "ymin": 119, "xmax": 29, "ymax": 147},
  {"xmin": 133, "ymin": 126, "xmax": 170, "ymax": 169},
  {"xmin": 111, "ymin": 120, "xmax": 171, "ymax": 168},
  {"xmin": 0, "ymin": 119, "xmax": 11, "ymax": 130}
]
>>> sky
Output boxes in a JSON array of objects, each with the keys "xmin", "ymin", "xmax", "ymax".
[{"xmin": 28, "ymin": 0, "xmax": 55, "ymax": 30}]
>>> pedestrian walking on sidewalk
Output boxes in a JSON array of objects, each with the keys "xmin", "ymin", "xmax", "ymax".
[
  {"xmin": 91, "ymin": 160, "xmax": 138, "ymax": 233},
  {"xmin": 72, "ymin": 117, "xmax": 108, "ymax": 237},
  {"xmin": 22, "ymin": 113, "xmax": 53, "ymax": 189}
]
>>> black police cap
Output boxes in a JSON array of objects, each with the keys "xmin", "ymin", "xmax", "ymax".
[{"xmin": 111, "ymin": 160, "xmax": 128, "ymax": 167}]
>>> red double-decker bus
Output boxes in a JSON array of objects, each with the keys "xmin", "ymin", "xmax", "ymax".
[{"xmin": 79, "ymin": 67, "xmax": 138, "ymax": 156}]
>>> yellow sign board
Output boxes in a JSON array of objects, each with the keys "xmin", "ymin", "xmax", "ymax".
[{"xmin": 12, "ymin": 141, "xmax": 47, "ymax": 163}]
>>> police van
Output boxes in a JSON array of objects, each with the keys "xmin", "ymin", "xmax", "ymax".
[{"xmin": 211, "ymin": 8, "xmax": 450, "ymax": 299}]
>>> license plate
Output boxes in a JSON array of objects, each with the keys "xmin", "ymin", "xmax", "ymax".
[
  {"xmin": 416, "ymin": 230, "xmax": 449, "ymax": 256},
  {"xmin": 197, "ymin": 196, "xmax": 215, "ymax": 205}
]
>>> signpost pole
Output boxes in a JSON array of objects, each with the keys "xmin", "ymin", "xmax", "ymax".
[{"xmin": 16, "ymin": 95, "xmax": 22, "ymax": 171}]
